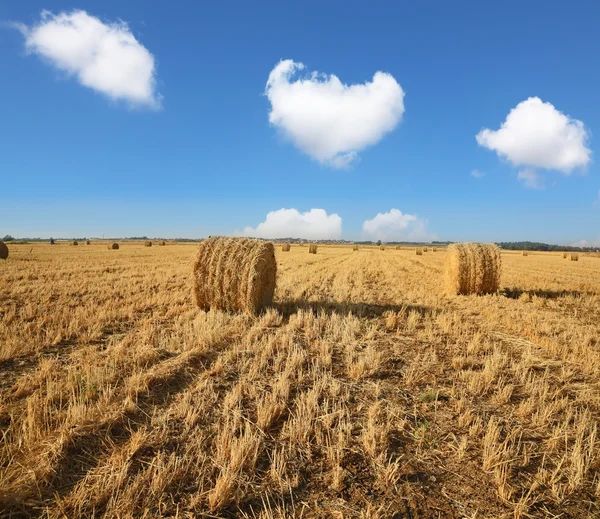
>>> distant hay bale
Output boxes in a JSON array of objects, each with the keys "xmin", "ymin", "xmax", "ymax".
[
  {"xmin": 416, "ymin": 248, "xmax": 423, "ymax": 255},
  {"xmin": 353, "ymin": 244, "xmax": 359, "ymax": 251},
  {"xmin": 380, "ymin": 246, "xmax": 385, "ymax": 251},
  {"xmin": 145, "ymin": 241, "xmax": 152, "ymax": 247},
  {"xmin": 309, "ymin": 244, "xmax": 318, "ymax": 254},
  {"xmin": 562, "ymin": 252, "xmax": 568, "ymax": 259},
  {"xmin": 568, "ymin": 253, "xmax": 579, "ymax": 261},
  {"xmin": 396, "ymin": 245, "xmax": 402, "ymax": 250},
  {"xmin": 281, "ymin": 243, "xmax": 291, "ymax": 252},
  {"xmin": 72, "ymin": 241, "xmax": 78, "ymax": 246},
  {"xmin": 432, "ymin": 247, "xmax": 437, "ymax": 252},
  {"xmin": 522, "ymin": 251, "xmax": 528, "ymax": 256},
  {"xmin": 444, "ymin": 243, "xmax": 502, "ymax": 295},
  {"xmin": 159, "ymin": 241, "xmax": 166, "ymax": 246},
  {"xmin": 192, "ymin": 237, "xmax": 276, "ymax": 315},
  {"xmin": 423, "ymin": 246, "xmax": 428, "ymax": 252},
  {"xmin": 0, "ymin": 242, "xmax": 8, "ymax": 260},
  {"xmin": 108, "ymin": 243, "xmax": 119, "ymax": 250},
  {"xmin": 86, "ymin": 240, "xmax": 91, "ymax": 245}
]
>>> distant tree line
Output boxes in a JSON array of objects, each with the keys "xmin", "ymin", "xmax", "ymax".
[{"xmin": 496, "ymin": 241, "xmax": 597, "ymax": 252}]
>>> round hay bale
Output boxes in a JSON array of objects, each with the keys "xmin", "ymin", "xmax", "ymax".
[
  {"xmin": 72, "ymin": 241, "xmax": 78, "ymax": 246},
  {"xmin": 192, "ymin": 237, "xmax": 276, "ymax": 315},
  {"xmin": 145, "ymin": 241, "xmax": 152, "ymax": 247},
  {"xmin": 159, "ymin": 241, "xmax": 166, "ymax": 246},
  {"xmin": 281, "ymin": 243, "xmax": 291, "ymax": 252},
  {"xmin": 444, "ymin": 243, "xmax": 502, "ymax": 295},
  {"xmin": 380, "ymin": 246, "xmax": 386, "ymax": 251},
  {"xmin": 353, "ymin": 245, "xmax": 359, "ymax": 251},
  {"xmin": 416, "ymin": 248, "xmax": 423, "ymax": 256},
  {"xmin": 309, "ymin": 244, "xmax": 318, "ymax": 254},
  {"xmin": 395, "ymin": 245, "xmax": 402, "ymax": 250},
  {"xmin": 522, "ymin": 251, "xmax": 528, "ymax": 256},
  {"xmin": 86, "ymin": 240, "xmax": 91, "ymax": 245},
  {"xmin": 432, "ymin": 247, "xmax": 437, "ymax": 252},
  {"xmin": 568, "ymin": 253, "xmax": 579, "ymax": 261},
  {"xmin": 562, "ymin": 252, "xmax": 568, "ymax": 259},
  {"xmin": 423, "ymin": 246, "xmax": 428, "ymax": 252},
  {"xmin": 109, "ymin": 243, "xmax": 119, "ymax": 250},
  {"xmin": 0, "ymin": 241, "xmax": 8, "ymax": 260}
]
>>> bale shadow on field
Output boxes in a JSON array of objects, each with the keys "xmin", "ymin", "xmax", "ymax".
[
  {"xmin": 273, "ymin": 299, "xmax": 438, "ymax": 319},
  {"xmin": 503, "ymin": 287, "xmax": 587, "ymax": 300}
]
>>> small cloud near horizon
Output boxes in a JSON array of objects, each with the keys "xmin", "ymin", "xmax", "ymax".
[
  {"xmin": 241, "ymin": 208, "xmax": 342, "ymax": 240},
  {"xmin": 362, "ymin": 208, "xmax": 435, "ymax": 242}
]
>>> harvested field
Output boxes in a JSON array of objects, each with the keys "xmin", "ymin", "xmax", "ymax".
[{"xmin": 0, "ymin": 243, "xmax": 599, "ymax": 518}]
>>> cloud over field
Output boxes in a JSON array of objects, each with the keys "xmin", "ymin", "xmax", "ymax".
[
  {"xmin": 15, "ymin": 10, "xmax": 160, "ymax": 108},
  {"xmin": 362, "ymin": 208, "xmax": 435, "ymax": 242},
  {"xmin": 517, "ymin": 168, "xmax": 544, "ymax": 190},
  {"xmin": 242, "ymin": 208, "xmax": 342, "ymax": 239},
  {"xmin": 265, "ymin": 59, "xmax": 405, "ymax": 168},
  {"xmin": 476, "ymin": 97, "xmax": 590, "ymax": 173}
]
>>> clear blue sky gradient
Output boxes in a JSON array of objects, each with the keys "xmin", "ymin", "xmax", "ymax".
[{"xmin": 1, "ymin": 1, "xmax": 599, "ymax": 243}]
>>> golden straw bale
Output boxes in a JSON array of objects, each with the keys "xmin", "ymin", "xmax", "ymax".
[
  {"xmin": 380, "ymin": 246, "xmax": 385, "ymax": 251},
  {"xmin": 353, "ymin": 245, "xmax": 359, "ymax": 251},
  {"xmin": 432, "ymin": 247, "xmax": 437, "ymax": 252},
  {"xmin": 0, "ymin": 241, "xmax": 8, "ymax": 260},
  {"xmin": 562, "ymin": 252, "xmax": 567, "ymax": 259},
  {"xmin": 416, "ymin": 248, "xmax": 423, "ymax": 255},
  {"xmin": 522, "ymin": 251, "xmax": 528, "ymax": 256},
  {"xmin": 145, "ymin": 241, "xmax": 152, "ymax": 247},
  {"xmin": 395, "ymin": 245, "xmax": 402, "ymax": 250},
  {"xmin": 86, "ymin": 240, "xmax": 91, "ymax": 245},
  {"xmin": 309, "ymin": 244, "xmax": 318, "ymax": 254},
  {"xmin": 568, "ymin": 253, "xmax": 579, "ymax": 261},
  {"xmin": 108, "ymin": 243, "xmax": 119, "ymax": 250},
  {"xmin": 281, "ymin": 243, "xmax": 291, "ymax": 252},
  {"xmin": 423, "ymin": 246, "xmax": 428, "ymax": 252},
  {"xmin": 72, "ymin": 241, "xmax": 78, "ymax": 246},
  {"xmin": 192, "ymin": 237, "xmax": 276, "ymax": 315},
  {"xmin": 444, "ymin": 242, "xmax": 502, "ymax": 295},
  {"xmin": 159, "ymin": 241, "xmax": 166, "ymax": 246}
]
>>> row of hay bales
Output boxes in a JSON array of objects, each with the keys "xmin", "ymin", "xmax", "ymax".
[{"xmin": 191, "ymin": 239, "xmax": 507, "ymax": 315}]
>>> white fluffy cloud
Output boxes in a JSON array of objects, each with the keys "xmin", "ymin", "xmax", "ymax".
[
  {"xmin": 476, "ymin": 97, "xmax": 590, "ymax": 173},
  {"xmin": 16, "ymin": 10, "xmax": 160, "ymax": 108},
  {"xmin": 471, "ymin": 169, "xmax": 485, "ymax": 179},
  {"xmin": 517, "ymin": 168, "xmax": 544, "ymax": 190},
  {"xmin": 242, "ymin": 208, "xmax": 342, "ymax": 240},
  {"xmin": 265, "ymin": 59, "xmax": 405, "ymax": 168},
  {"xmin": 362, "ymin": 208, "xmax": 435, "ymax": 242}
]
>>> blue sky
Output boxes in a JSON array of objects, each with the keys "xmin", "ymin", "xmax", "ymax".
[{"xmin": 1, "ymin": 1, "xmax": 599, "ymax": 244}]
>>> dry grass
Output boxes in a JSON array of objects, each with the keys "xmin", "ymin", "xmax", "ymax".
[
  {"xmin": 1, "ymin": 243, "xmax": 599, "ymax": 518},
  {"xmin": 444, "ymin": 242, "xmax": 502, "ymax": 295},
  {"xmin": 192, "ymin": 237, "xmax": 276, "ymax": 315}
]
